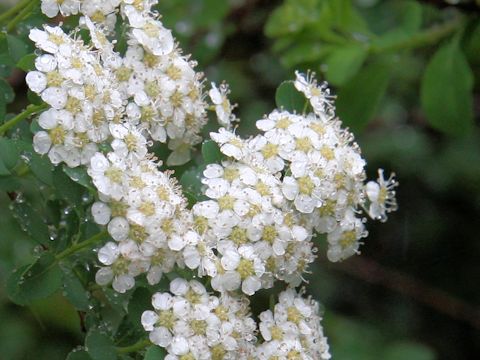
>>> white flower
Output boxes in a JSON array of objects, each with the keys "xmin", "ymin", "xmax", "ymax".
[
  {"xmin": 294, "ymin": 70, "xmax": 335, "ymax": 117},
  {"xmin": 365, "ymin": 169, "xmax": 398, "ymax": 222},
  {"xmin": 209, "ymin": 82, "xmax": 236, "ymax": 129},
  {"xmin": 88, "ymin": 152, "xmax": 127, "ymax": 199},
  {"xmin": 125, "ymin": 7, "xmax": 174, "ymax": 56},
  {"xmin": 210, "ymin": 128, "xmax": 245, "ymax": 160},
  {"xmin": 40, "ymin": 0, "xmax": 80, "ymax": 18},
  {"xmin": 91, "ymin": 201, "xmax": 112, "ymax": 225}
]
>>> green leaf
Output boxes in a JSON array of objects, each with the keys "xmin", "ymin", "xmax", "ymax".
[
  {"xmin": 17, "ymin": 53, "xmax": 36, "ymax": 71},
  {"xmin": 0, "ymin": 158, "xmax": 10, "ymax": 175},
  {"xmin": 29, "ymin": 152, "xmax": 54, "ymax": 185},
  {"xmin": 62, "ymin": 267, "xmax": 90, "ymax": 311},
  {"xmin": 324, "ymin": 43, "xmax": 368, "ymax": 86},
  {"xmin": 6, "ymin": 35, "xmax": 29, "ymax": 63},
  {"xmin": 144, "ymin": 346, "xmax": 166, "ymax": 360},
  {"xmin": 0, "ymin": 33, "xmax": 15, "ymax": 77},
  {"xmin": 128, "ymin": 287, "xmax": 154, "ymax": 329},
  {"xmin": 201, "ymin": 140, "xmax": 222, "ymax": 164},
  {"xmin": 10, "ymin": 200, "xmax": 51, "ymax": 245},
  {"xmin": 383, "ymin": 342, "xmax": 435, "ymax": 360},
  {"xmin": 197, "ymin": 0, "xmax": 229, "ymax": 27},
  {"xmin": 85, "ymin": 329, "xmax": 117, "ymax": 360},
  {"xmin": 265, "ymin": 0, "xmax": 319, "ymax": 38},
  {"xmin": 7, "ymin": 253, "xmax": 63, "ymax": 305},
  {"xmin": 179, "ymin": 167, "xmax": 206, "ymax": 207},
  {"xmin": 27, "ymin": 89, "xmax": 43, "ymax": 105},
  {"xmin": 275, "ymin": 80, "xmax": 306, "ymax": 113},
  {"xmin": 280, "ymin": 41, "xmax": 334, "ymax": 68},
  {"xmin": 0, "ymin": 78, "xmax": 14, "ymax": 103},
  {"xmin": 336, "ymin": 59, "xmax": 392, "ymax": 132},
  {"xmin": 66, "ymin": 350, "xmax": 93, "ymax": 360},
  {"xmin": 401, "ymin": 1, "xmax": 423, "ymax": 34},
  {"xmin": 63, "ymin": 165, "xmax": 94, "ymax": 190},
  {"xmin": 420, "ymin": 38, "xmax": 474, "ymax": 136},
  {"xmin": 0, "ymin": 138, "xmax": 19, "ymax": 169},
  {"xmin": 53, "ymin": 166, "xmax": 85, "ymax": 204}
]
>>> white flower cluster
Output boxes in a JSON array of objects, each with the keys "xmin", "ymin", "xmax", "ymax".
[
  {"xmin": 207, "ymin": 71, "xmax": 398, "ymax": 264},
  {"xmin": 24, "ymin": 2, "xmax": 398, "ymax": 358},
  {"xmin": 194, "ymin": 162, "xmax": 316, "ymax": 295},
  {"xmin": 26, "ymin": 25, "xmax": 115, "ymax": 167},
  {"xmin": 29, "ymin": 2, "xmax": 209, "ymax": 167},
  {"xmin": 40, "ymin": 0, "xmax": 157, "ymax": 31},
  {"xmin": 257, "ymin": 288, "xmax": 331, "ymax": 360},
  {"xmin": 90, "ymin": 153, "xmax": 207, "ymax": 293},
  {"xmin": 142, "ymin": 278, "xmax": 256, "ymax": 359}
]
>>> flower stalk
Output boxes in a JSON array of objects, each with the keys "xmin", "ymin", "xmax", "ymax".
[{"xmin": 0, "ymin": 103, "xmax": 48, "ymax": 136}]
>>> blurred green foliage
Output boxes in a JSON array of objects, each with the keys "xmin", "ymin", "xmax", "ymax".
[
  {"xmin": 0, "ymin": 0, "xmax": 479, "ymax": 359},
  {"xmin": 266, "ymin": 0, "xmax": 478, "ymax": 135}
]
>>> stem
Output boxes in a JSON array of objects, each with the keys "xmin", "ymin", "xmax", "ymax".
[
  {"xmin": 56, "ymin": 231, "xmax": 109, "ymax": 261},
  {"xmin": 6, "ymin": 0, "xmax": 39, "ymax": 33},
  {"xmin": 116, "ymin": 339, "xmax": 151, "ymax": 354},
  {"xmin": 0, "ymin": 103, "xmax": 48, "ymax": 136},
  {"xmin": 0, "ymin": 0, "xmax": 31, "ymax": 24},
  {"xmin": 370, "ymin": 17, "xmax": 463, "ymax": 54}
]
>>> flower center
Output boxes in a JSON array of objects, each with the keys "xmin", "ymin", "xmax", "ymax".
[
  {"xmin": 49, "ymin": 126, "xmax": 66, "ymax": 145},
  {"xmin": 261, "ymin": 143, "xmax": 278, "ymax": 159},
  {"xmin": 237, "ymin": 258, "xmax": 255, "ymax": 280},
  {"xmin": 297, "ymin": 176, "xmax": 315, "ymax": 195}
]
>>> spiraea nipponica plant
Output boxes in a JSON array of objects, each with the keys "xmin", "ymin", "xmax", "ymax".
[{"xmin": 4, "ymin": 1, "xmax": 398, "ymax": 358}]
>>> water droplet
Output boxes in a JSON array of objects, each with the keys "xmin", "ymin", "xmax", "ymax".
[
  {"xmin": 33, "ymin": 245, "xmax": 43, "ymax": 254},
  {"xmin": 82, "ymin": 193, "xmax": 93, "ymax": 204},
  {"xmin": 20, "ymin": 151, "xmax": 32, "ymax": 164},
  {"xmin": 14, "ymin": 193, "xmax": 25, "ymax": 203}
]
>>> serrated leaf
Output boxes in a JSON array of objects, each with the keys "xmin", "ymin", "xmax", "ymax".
[
  {"xmin": 144, "ymin": 346, "xmax": 166, "ymax": 360},
  {"xmin": 421, "ymin": 39, "xmax": 474, "ymax": 136},
  {"xmin": 201, "ymin": 140, "xmax": 222, "ymax": 164},
  {"xmin": 324, "ymin": 43, "xmax": 368, "ymax": 86},
  {"xmin": 17, "ymin": 53, "xmax": 36, "ymax": 71},
  {"xmin": 66, "ymin": 350, "xmax": 93, "ymax": 360},
  {"xmin": 275, "ymin": 81, "xmax": 306, "ymax": 113},
  {"xmin": 336, "ymin": 59, "xmax": 392, "ymax": 132},
  {"xmin": 85, "ymin": 329, "xmax": 117, "ymax": 360},
  {"xmin": 7, "ymin": 253, "xmax": 62, "ymax": 305}
]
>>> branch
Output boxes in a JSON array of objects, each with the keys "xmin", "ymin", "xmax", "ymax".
[
  {"xmin": 335, "ymin": 256, "xmax": 480, "ymax": 330},
  {"xmin": 0, "ymin": 103, "xmax": 48, "ymax": 136}
]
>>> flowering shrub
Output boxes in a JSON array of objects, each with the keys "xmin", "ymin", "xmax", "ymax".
[{"xmin": 1, "ymin": 1, "xmax": 399, "ymax": 359}]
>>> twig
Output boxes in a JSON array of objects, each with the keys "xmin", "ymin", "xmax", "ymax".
[{"xmin": 335, "ymin": 256, "xmax": 480, "ymax": 329}]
